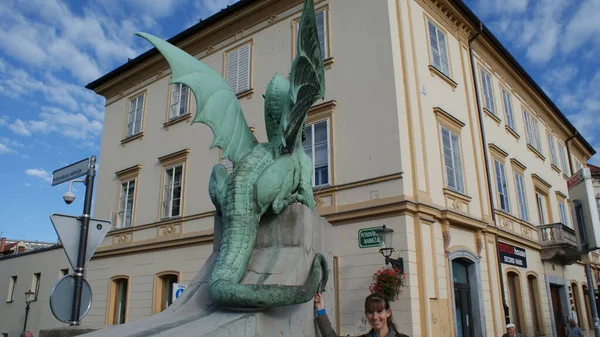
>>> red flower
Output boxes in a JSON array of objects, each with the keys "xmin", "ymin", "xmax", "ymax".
[{"xmin": 369, "ymin": 267, "xmax": 406, "ymax": 302}]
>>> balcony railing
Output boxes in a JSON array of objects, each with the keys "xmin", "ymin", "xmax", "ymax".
[{"xmin": 539, "ymin": 222, "xmax": 580, "ymax": 265}]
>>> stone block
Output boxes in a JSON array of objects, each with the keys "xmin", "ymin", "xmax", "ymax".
[{"xmin": 72, "ymin": 204, "xmax": 335, "ymax": 337}]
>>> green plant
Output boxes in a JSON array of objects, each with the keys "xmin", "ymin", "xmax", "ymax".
[{"xmin": 369, "ymin": 267, "xmax": 406, "ymax": 302}]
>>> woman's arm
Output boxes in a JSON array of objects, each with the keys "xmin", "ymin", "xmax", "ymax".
[{"xmin": 314, "ymin": 293, "xmax": 346, "ymax": 337}]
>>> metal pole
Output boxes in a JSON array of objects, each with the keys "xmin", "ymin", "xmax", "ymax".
[
  {"xmin": 585, "ymin": 261, "xmax": 600, "ymax": 336},
  {"xmin": 70, "ymin": 155, "xmax": 96, "ymax": 325},
  {"xmin": 23, "ymin": 302, "xmax": 30, "ymax": 333}
]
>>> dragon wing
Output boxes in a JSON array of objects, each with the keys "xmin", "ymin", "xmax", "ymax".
[
  {"xmin": 278, "ymin": 0, "xmax": 326, "ymax": 153},
  {"xmin": 136, "ymin": 32, "xmax": 258, "ymax": 165}
]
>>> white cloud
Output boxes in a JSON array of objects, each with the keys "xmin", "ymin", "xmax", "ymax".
[
  {"xmin": 0, "ymin": 143, "xmax": 13, "ymax": 154},
  {"xmin": 8, "ymin": 119, "xmax": 32, "ymax": 136},
  {"xmin": 562, "ymin": 0, "xmax": 600, "ymax": 54},
  {"xmin": 25, "ymin": 168, "xmax": 52, "ymax": 183},
  {"xmin": 0, "ymin": 115, "xmax": 7, "ymax": 126}
]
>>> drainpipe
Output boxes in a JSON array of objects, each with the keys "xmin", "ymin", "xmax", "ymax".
[{"xmin": 468, "ymin": 22, "xmax": 511, "ymax": 326}]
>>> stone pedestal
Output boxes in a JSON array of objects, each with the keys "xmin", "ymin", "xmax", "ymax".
[
  {"xmin": 39, "ymin": 327, "xmax": 97, "ymax": 337},
  {"xmin": 76, "ymin": 204, "xmax": 336, "ymax": 336}
]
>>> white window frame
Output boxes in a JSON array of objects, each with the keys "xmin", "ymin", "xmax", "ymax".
[
  {"xmin": 32, "ymin": 272, "xmax": 41, "ymax": 301},
  {"xmin": 514, "ymin": 172, "xmax": 529, "ymax": 222},
  {"xmin": 427, "ymin": 20, "xmax": 450, "ymax": 77},
  {"xmin": 547, "ymin": 134, "xmax": 558, "ymax": 168},
  {"xmin": 558, "ymin": 200, "xmax": 569, "ymax": 227},
  {"xmin": 480, "ymin": 69, "xmax": 496, "ymax": 115},
  {"xmin": 226, "ymin": 43, "xmax": 251, "ymax": 94},
  {"xmin": 162, "ymin": 164, "xmax": 184, "ymax": 219},
  {"xmin": 303, "ymin": 119, "xmax": 331, "ymax": 187},
  {"xmin": 575, "ymin": 160, "xmax": 583, "ymax": 173},
  {"xmin": 501, "ymin": 88, "xmax": 515, "ymax": 130},
  {"xmin": 126, "ymin": 93, "xmax": 144, "ymax": 137},
  {"xmin": 524, "ymin": 110, "xmax": 542, "ymax": 153},
  {"xmin": 169, "ymin": 83, "xmax": 190, "ymax": 120},
  {"xmin": 558, "ymin": 144, "xmax": 569, "ymax": 175},
  {"xmin": 441, "ymin": 126, "xmax": 465, "ymax": 194},
  {"xmin": 536, "ymin": 192, "xmax": 546, "ymax": 225},
  {"xmin": 117, "ymin": 179, "xmax": 136, "ymax": 228},
  {"xmin": 494, "ymin": 160, "xmax": 510, "ymax": 213},
  {"xmin": 6, "ymin": 276, "xmax": 17, "ymax": 302}
]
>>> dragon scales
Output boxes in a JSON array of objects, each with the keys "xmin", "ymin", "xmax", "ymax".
[{"xmin": 136, "ymin": 0, "xmax": 329, "ymax": 309}]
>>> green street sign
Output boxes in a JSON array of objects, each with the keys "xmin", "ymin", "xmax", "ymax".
[{"xmin": 358, "ymin": 226, "xmax": 382, "ymax": 248}]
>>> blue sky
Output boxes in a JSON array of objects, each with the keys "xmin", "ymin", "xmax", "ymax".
[{"xmin": 0, "ymin": 0, "xmax": 598, "ymax": 242}]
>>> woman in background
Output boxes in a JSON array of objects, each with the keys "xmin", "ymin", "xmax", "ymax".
[{"xmin": 313, "ymin": 292, "xmax": 408, "ymax": 337}]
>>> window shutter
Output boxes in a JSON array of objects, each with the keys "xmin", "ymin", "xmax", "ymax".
[
  {"xmin": 237, "ymin": 44, "xmax": 251, "ymax": 93},
  {"xmin": 227, "ymin": 49, "xmax": 239, "ymax": 91}
]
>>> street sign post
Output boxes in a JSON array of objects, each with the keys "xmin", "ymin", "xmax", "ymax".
[
  {"xmin": 50, "ymin": 155, "xmax": 99, "ymax": 326},
  {"xmin": 50, "ymin": 214, "xmax": 112, "ymax": 268},
  {"xmin": 172, "ymin": 283, "xmax": 187, "ymax": 303},
  {"xmin": 51, "ymin": 158, "xmax": 90, "ymax": 186},
  {"xmin": 49, "ymin": 275, "xmax": 92, "ymax": 323},
  {"xmin": 358, "ymin": 226, "xmax": 383, "ymax": 248}
]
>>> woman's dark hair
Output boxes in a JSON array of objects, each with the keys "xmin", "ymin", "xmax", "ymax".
[{"xmin": 364, "ymin": 293, "xmax": 407, "ymax": 336}]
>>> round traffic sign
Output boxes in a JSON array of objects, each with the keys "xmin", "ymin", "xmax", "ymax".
[{"xmin": 49, "ymin": 275, "xmax": 92, "ymax": 323}]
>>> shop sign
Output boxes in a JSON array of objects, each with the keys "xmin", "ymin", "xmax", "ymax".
[{"xmin": 498, "ymin": 242, "xmax": 527, "ymax": 268}]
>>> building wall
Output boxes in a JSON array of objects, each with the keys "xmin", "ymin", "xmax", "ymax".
[
  {"xmin": 0, "ymin": 247, "xmax": 71, "ymax": 337},
  {"xmin": 83, "ymin": 0, "xmax": 597, "ymax": 337}
]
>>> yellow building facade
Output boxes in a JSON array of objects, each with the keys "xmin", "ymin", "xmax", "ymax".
[{"xmin": 83, "ymin": 0, "xmax": 598, "ymax": 336}]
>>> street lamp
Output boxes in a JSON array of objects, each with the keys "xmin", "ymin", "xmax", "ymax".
[
  {"xmin": 23, "ymin": 290, "xmax": 35, "ymax": 333},
  {"xmin": 375, "ymin": 225, "xmax": 404, "ymax": 273}
]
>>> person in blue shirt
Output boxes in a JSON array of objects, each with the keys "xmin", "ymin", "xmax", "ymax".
[{"xmin": 313, "ymin": 292, "xmax": 408, "ymax": 337}]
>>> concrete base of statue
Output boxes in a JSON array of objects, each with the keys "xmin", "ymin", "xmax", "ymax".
[{"xmin": 72, "ymin": 204, "xmax": 336, "ymax": 337}]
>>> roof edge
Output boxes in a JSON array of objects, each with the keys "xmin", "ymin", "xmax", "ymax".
[
  {"xmin": 452, "ymin": 0, "xmax": 595, "ymax": 156},
  {"xmin": 85, "ymin": 0, "xmax": 259, "ymax": 91},
  {"xmin": 0, "ymin": 244, "xmax": 63, "ymax": 261}
]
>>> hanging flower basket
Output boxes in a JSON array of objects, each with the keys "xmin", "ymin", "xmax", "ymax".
[{"xmin": 369, "ymin": 267, "xmax": 406, "ymax": 302}]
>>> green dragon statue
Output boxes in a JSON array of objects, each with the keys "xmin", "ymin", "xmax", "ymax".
[{"xmin": 136, "ymin": 0, "xmax": 328, "ymax": 309}]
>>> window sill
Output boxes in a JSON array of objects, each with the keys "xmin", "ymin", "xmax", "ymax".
[
  {"xmin": 443, "ymin": 188, "xmax": 472, "ymax": 203},
  {"xmin": 324, "ymin": 57, "xmax": 335, "ymax": 70},
  {"xmin": 428, "ymin": 65, "xmax": 457, "ymax": 89},
  {"xmin": 236, "ymin": 88, "xmax": 255, "ymax": 100},
  {"xmin": 6, "ymin": 300, "xmax": 13, "ymax": 303},
  {"xmin": 527, "ymin": 143, "xmax": 546, "ymax": 161},
  {"xmin": 164, "ymin": 113, "xmax": 192, "ymax": 130},
  {"xmin": 551, "ymin": 164, "xmax": 561, "ymax": 174},
  {"xmin": 483, "ymin": 107, "xmax": 501, "ymax": 125},
  {"xmin": 562, "ymin": 173, "xmax": 569, "ymax": 180},
  {"xmin": 121, "ymin": 132, "xmax": 145, "ymax": 145},
  {"xmin": 505, "ymin": 125, "xmax": 520, "ymax": 140}
]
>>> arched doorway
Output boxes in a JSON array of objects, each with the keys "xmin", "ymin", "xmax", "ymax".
[
  {"xmin": 449, "ymin": 250, "xmax": 485, "ymax": 337},
  {"xmin": 453, "ymin": 259, "xmax": 474, "ymax": 337}
]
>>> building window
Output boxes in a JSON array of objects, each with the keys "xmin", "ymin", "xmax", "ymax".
[
  {"xmin": 494, "ymin": 160, "xmax": 510, "ymax": 212},
  {"xmin": 536, "ymin": 192, "xmax": 547, "ymax": 225},
  {"xmin": 117, "ymin": 179, "xmax": 135, "ymax": 228},
  {"xmin": 295, "ymin": 9, "xmax": 329, "ymax": 60},
  {"xmin": 528, "ymin": 275, "xmax": 544, "ymax": 335},
  {"xmin": 6, "ymin": 276, "xmax": 16, "ymax": 302},
  {"xmin": 225, "ymin": 43, "xmax": 251, "ymax": 94},
  {"xmin": 441, "ymin": 126, "xmax": 465, "ymax": 193},
  {"xmin": 547, "ymin": 134, "xmax": 559, "ymax": 168},
  {"xmin": 169, "ymin": 83, "xmax": 190, "ymax": 120},
  {"xmin": 558, "ymin": 200, "xmax": 569, "ymax": 227},
  {"xmin": 153, "ymin": 272, "xmax": 180, "ymax": 314},
  {"xmin": 162, "ymin": 165, "xmax": 183, "ymax": 218},
  {"xmin": 480, "ymin": 69, "xmax": 496, "ymax": 115},
  {"xmin": 559, "ymin": 144, "xmax": 569, "ymax": 175},
  {"xmin": 507, "ymin": 271, "xmax": 525, "ymax": 333},
  {"xmin": 583, "ymin": 284, "xmax": 593, "ymax": 330},
  {"xmin": 514, "ymin": 172, "xmax": 529, "ymax": 222},
  {"xmin": 523, "ymin": 110, "xmax": 542, "ymax": 154},
  {"xmin": 303, "ymin": 119, "xmax": 330, "ymax": 187},
  {"xmin": 572, "ymin": 283, "xmax": 583, "ymax": 325},
  {"xmin": 501, "ymin": 88, "xmax": 515, "ymax": 130},
  {"xmin": 108, "ymin": 277, "xmax": 128, "ymax": 325},
  {"xmin": 575, "ymin": 160, "xmax": 583, "ymax": 172},
  {"xmin": 427, "ymin": 20, "xmax": 450, "ymax": 77},
  {"xmin": 126, "ymin": 93, "xmax": 145, "ymax": 137},
  {"xmin": 115, "ymin": 165, "xmax": 141, "ymax": 228},
  {"xmin": 32, "ymin": 272, "xmax": 41, "ymax": 301}
]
